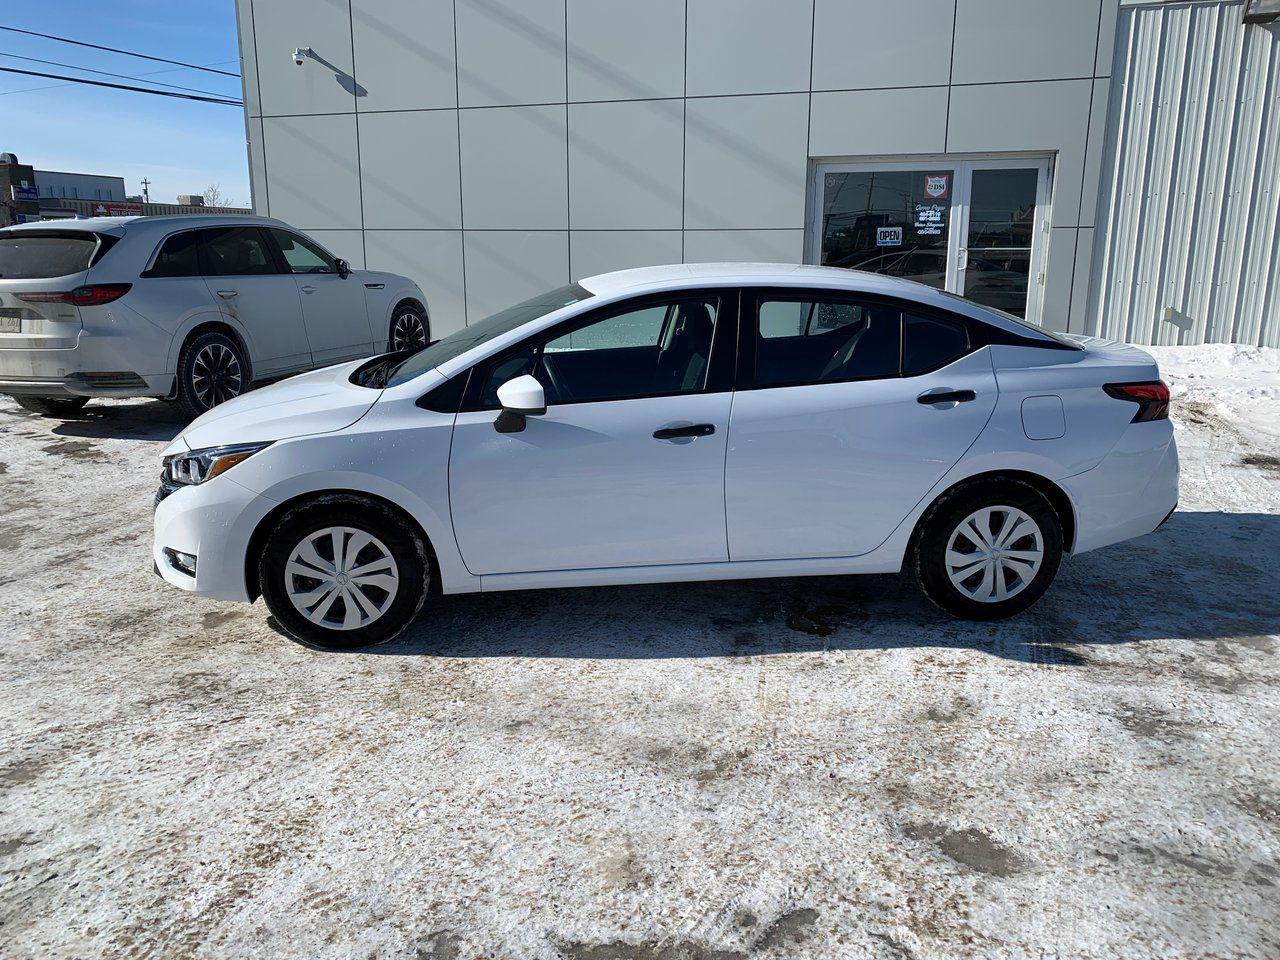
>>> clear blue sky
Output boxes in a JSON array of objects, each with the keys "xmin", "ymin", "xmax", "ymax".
[{"xmin": 0, "ymin": 1, "xmax": 250, "ymax": 205}]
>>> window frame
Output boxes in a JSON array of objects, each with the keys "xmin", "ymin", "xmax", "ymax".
[
  {"xmin": 455, "ymin": 287, "xmax": 741, "ymax": 413},
  {"xmin": 736, "ymin": 287, "xmax": 981, "ymax": 390},
  {"xmin": 140, "ymin": 228, "xmax": 208, "ymax": 279},
  {"xmin": 196, "ymin": 225, "xmax": 284, "ymax": 279},
  {"xmin": 265, "ymin": 227, "xmax": 338, "ymax": 275}
]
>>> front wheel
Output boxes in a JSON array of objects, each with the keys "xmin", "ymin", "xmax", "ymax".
[
  {"xmin": 259, "ymin": 497, "xmax": 430, "ymax": 649},
  {"xmin": 12, "ymin": 395, "xmax": 91, "ymax": 417},
  {"xmin": 911, "ymin": 478, "xmax": 1064, "ymax": 621}
]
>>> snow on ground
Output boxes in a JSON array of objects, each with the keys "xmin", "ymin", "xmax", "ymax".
[
  {"xmin": 1148, "ymin": 343, "xmax": 1280, "ymax": 440},
  {"xmin": 0, "ymin": 345, "xmax": 1277, "ymax": 959}
]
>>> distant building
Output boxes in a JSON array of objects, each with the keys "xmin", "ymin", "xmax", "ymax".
[
  {"xmin": 34, "ymin": 169, "xmax": 127, "ymax": 203},
  {"xmin": 0, "ymin": 153, "xmax": 41, "ymax": 227},
  {"xmin": 177, "ymin": 194, "xmax": 205, "ymax": 207}
]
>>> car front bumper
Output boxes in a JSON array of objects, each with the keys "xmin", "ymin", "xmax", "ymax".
[{"xmin": 152, "ymin": 474, "xmax": 276, "ymax": 603}]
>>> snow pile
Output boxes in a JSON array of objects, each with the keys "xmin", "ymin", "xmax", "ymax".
[{"xmin": 1146, "ymin": 343, "xmax": 1280, "ymax": 440}]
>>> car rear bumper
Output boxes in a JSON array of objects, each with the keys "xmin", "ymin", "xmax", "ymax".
[
  {"xmin": 1061, "ymin": 420, "xmax": 1180, "ymax": 554},
  {"xmin": 0, "ymin": 372, "xmax": 168, "ymax": 397},
  {"xmin": 0, "ymin": 321, "xmax": 172, "ymax": 397}
]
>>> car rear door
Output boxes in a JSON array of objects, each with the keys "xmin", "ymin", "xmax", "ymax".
[
  {"xmin": 447, "ymin": 290, "xmax": 737, "ymax": 576},
  {"xmin": 724, "ymin": 288, "xmax": 998, "ymax": 561},
  {"xmin": 266, "ymin": 228, "xmax": 374, "ymax": 365},
  {"xmin": 197, "ymin": 226, "xmax": 311, "ymax": 377}
]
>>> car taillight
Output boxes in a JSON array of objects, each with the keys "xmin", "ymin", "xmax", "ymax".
[
  {"xmin": 70, "ymin": 284, "xmax": 132, "ymax": 306},
  {"xmin": 15, "ymin": 284, "xmax": 132, "ymax": 307},
  {"xmin": 1103, "ymin": 380, "xmax": 1170, "ymax": 422}
]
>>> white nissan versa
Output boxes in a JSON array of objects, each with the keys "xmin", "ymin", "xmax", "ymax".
[
  {"xmin": 153, "ymin": 264, "xmax": 1178, "ymax": 648},
  {"xmin": 0, "ymin": 216, "xmax": 429, "ymax": 417}
]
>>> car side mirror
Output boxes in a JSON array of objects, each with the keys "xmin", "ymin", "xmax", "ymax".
[
  {"xmin": 494, "ymin": 374, "xmax": 546, "ymax": 433},
  {"xmin": 335, "ymin": 258, "xmax": 351, "ymax": 279}
]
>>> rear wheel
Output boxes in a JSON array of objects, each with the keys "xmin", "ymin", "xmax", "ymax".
[
  {"xmin": 12, "ymin": 395, "xmax": 91, "ymax": 417},
  {"xmin": 389, "ymin": 303, "xmax": 429, "ymax": 353},
  {"xmin": 259, "ymin": 496, "xmax": 430, "ymax": 649},
  {"xmin": 912, "ymin": 478, "xmax": 1063, "ymax": 621},
  {"xmin": 176, "ymin": 330, "xmax": 246, "ymax": 417}
]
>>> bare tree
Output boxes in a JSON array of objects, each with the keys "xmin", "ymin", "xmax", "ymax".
[{"xmin": 201, "ymin": 183, "xmax": 237, "ymax": 208}]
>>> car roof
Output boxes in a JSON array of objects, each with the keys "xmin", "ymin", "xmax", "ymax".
[
  {"xmin": 579, "ymin": 262, "xmax": 942, "ymax": 299},
  {"xmin": 0, "ymin": 214, "xmax": 288, "ymax": 237}
]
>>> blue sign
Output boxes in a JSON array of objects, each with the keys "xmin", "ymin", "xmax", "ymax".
[
  {"xmin": 10, "ymin": 185, "xmax": 39, "ymax": 202},
  {"xmin": 876, "ymin": 226, "xmax": 903, "ymax": 246}
]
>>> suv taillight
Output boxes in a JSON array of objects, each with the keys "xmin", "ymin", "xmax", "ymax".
[
  {"xmin": 1103, "ymin": 380, "xmax": 1170, "ymax": 422},
  {"xmin": 16, "ymin": 284, "xmax": 132, "ymax": 307}
]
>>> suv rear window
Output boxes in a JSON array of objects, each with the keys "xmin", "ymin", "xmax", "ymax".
[{"xmin": 0, "ymin": 232, "xmax": 100, "ymax": 279}]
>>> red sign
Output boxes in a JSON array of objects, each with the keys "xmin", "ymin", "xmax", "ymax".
[
  {"xmin": 924, "ymin": 174, "xmax": 950, "ymax": 199},
  {"xmin": 91, "ymin": 202, "xmax": 142, "ymax": 217}
]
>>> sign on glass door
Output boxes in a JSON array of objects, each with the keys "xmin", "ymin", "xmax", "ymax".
[{"xmin": 813, "ymin": 157, "xmax": 1051, "ymax": 323}]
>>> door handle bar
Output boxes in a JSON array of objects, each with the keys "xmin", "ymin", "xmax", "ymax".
[
  {"xmin": 215, "ymin": 289, "xmax": 237, "ymax": 299},
  {"xmin": 917, "ymin": 389, "xmax": 976, "ymax": 405},
  {"xmin": 653, "ymin": 423, "xmax": 715, "ymax": 440}
]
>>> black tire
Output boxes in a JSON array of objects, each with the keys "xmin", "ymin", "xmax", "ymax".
[
  {"xmin": 175, "ymin": 330, "xmax": 247, "ymax": 418},
  {"xmin": 12, "ymin": 395, "xmax": 91, "ymax": 417},
  {"xmin": 259, "ymin": 495, "xmax": 430, "ymax": 650},
  {"xmin": 911, "ymin": 477, "xmax": 1064, "ymax": 621},
  {"xmin": 388, "ymin": 302, "xmax": 429, "ymax": 353}
]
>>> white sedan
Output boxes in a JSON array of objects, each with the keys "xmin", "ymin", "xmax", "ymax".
[{"xmin": 153, "ymin": 264, "xmax": 1178, "ymax": 648}]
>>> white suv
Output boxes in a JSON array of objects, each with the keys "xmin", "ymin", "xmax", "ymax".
[{"xmin": 0, "ymin": 215, "xmax": 430, "ymax": 416}]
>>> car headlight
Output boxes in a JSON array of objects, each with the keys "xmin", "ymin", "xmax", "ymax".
[{"xmin": 163, "ymin": 441, "xmax": 272, "ymax": 486}]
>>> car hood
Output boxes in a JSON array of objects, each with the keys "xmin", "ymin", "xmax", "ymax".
[{"xmin": 171, "ymin": 358, "xmax": 381, "ymax": 452}]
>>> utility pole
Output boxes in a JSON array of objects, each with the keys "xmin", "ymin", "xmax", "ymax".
[{"xmin": 140, "ymin": 178, "xmax": 150, "ymax": 202}]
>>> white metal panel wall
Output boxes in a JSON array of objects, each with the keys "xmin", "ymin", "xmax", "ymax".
[
  {"xmin": 1092, "ymin": 1, "xmax": 1280, "ymax": 346},
  {"xmin": 236, "ymin": 0, "xmax": 1115, "ymax": 336}
]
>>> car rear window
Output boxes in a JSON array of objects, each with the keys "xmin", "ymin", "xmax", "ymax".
[{"xmin": 0, "ymin": 232, "xmax": 101, "ymax": 279}]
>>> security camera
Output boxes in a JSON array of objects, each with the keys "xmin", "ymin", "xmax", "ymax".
[{"xmin": 292, "ymin": 47, "xmax": 311, "ymax": 66}]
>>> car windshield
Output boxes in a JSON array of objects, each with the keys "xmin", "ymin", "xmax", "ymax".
[
  {"xmin": 382, "ymin": 282, "xmax": 592, "ymax": 388},
  {"xmin": 937, "ymin": 290, "xmax": 1082, "ymax": 349},
  {"xmin": 0, "ymin": 232, "xmax": 100, "ymax": 279}
]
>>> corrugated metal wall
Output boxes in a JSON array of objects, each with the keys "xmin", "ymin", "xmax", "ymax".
[{"xmin": 1091, "ymin": 1, "xmax": 1280, "ymax": 346}]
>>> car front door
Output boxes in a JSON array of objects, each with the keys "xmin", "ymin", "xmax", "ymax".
[
  {"xmin": 724, "ymin": 289, "xmax": 998, "ymax": 561},
  {"xmin": 448, "ymin": 291, "xmax": 738, "ymax": 576},
  {"xmin": 267, "ymin": 228, "xmax": 374, "ymax": 365},
  {"xmin": 197, "ymin": 226, "xmax": 310, "ymax": 377}
]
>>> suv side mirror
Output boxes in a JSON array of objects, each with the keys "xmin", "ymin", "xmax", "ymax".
[
  {"xmin": 335, "ymin": 258, "xmax": 351, "ymax": 279},
  {"xmin": 494, "ymin": 374, "xmax": 546, "ymax": 433}
]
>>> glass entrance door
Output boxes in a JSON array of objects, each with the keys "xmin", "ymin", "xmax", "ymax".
[{"xmin": 812, "ymin": 157, "xmax": 1051, "ymax": 323}]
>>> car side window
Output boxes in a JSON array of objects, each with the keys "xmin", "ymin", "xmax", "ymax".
[
  {"xmin": 197, "ymin": 227, "xmax": 279, "ymax": 277},
  {"xmin": 903, "ymin": 313, "xmax": 969, "ymax": 375},
  {"xmin": 754, "ymin": 297, "xmax": 900, "ymax": 388},
  {"xmin": 268, "ymin": 228, "xmax": 336, "ymax": 274},
  {"xmin": 145, "ymin": 230, "xmax": 203, "ymax": 278},
  {"xmin": 474, "ymin": 297, "xmax": 721, "ymax": 408}
]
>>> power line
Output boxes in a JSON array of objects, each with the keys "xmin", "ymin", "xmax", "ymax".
[
  {"xmin": 0, "ymin": 52, "xmax": 236, "ymax": 97},
  {"xmin": 0, "ymin": 58, "xmax": 236, "ymax": 97},
  {"xmin": 0, "ymin": 67, "xmax": 242, "ymax": 105},
  {"xmin": 0, "ymin": 25, "xmax": 240, "ymax": 77}
]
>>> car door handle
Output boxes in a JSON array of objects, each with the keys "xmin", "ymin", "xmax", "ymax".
[
  {"xmin": 917, "ymin": 389, "xmax": 976, "ymax": 405},
  {"xmin": 364, "ymin": 282, "xmax": 385, "ymax": 289},
  {"xmin": 215, "ymin": 289, "xmax": 237, "ymax": 299},
  {"xmin": 653, "ymin": 423, "xmax": 715, "ymax": 440},
  {"xmin": 300, "ymin": 284, "xmax": 317, "ymax": 294}
]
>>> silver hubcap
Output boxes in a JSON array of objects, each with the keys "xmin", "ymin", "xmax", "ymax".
[
  {"xmin": 191, "ymin": 342, "xmax": 242, "ymax": 408},
  {"xmin": 391, "ymin": 312, "xmax": 427, "ymax": 352},
  {"xmin": 285, "ymin": 526, "xmax": 400, "ymax": 631},
  {"xmin": 945, "ymin": 506, "xmax": 1044, "ymax": 603}
]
